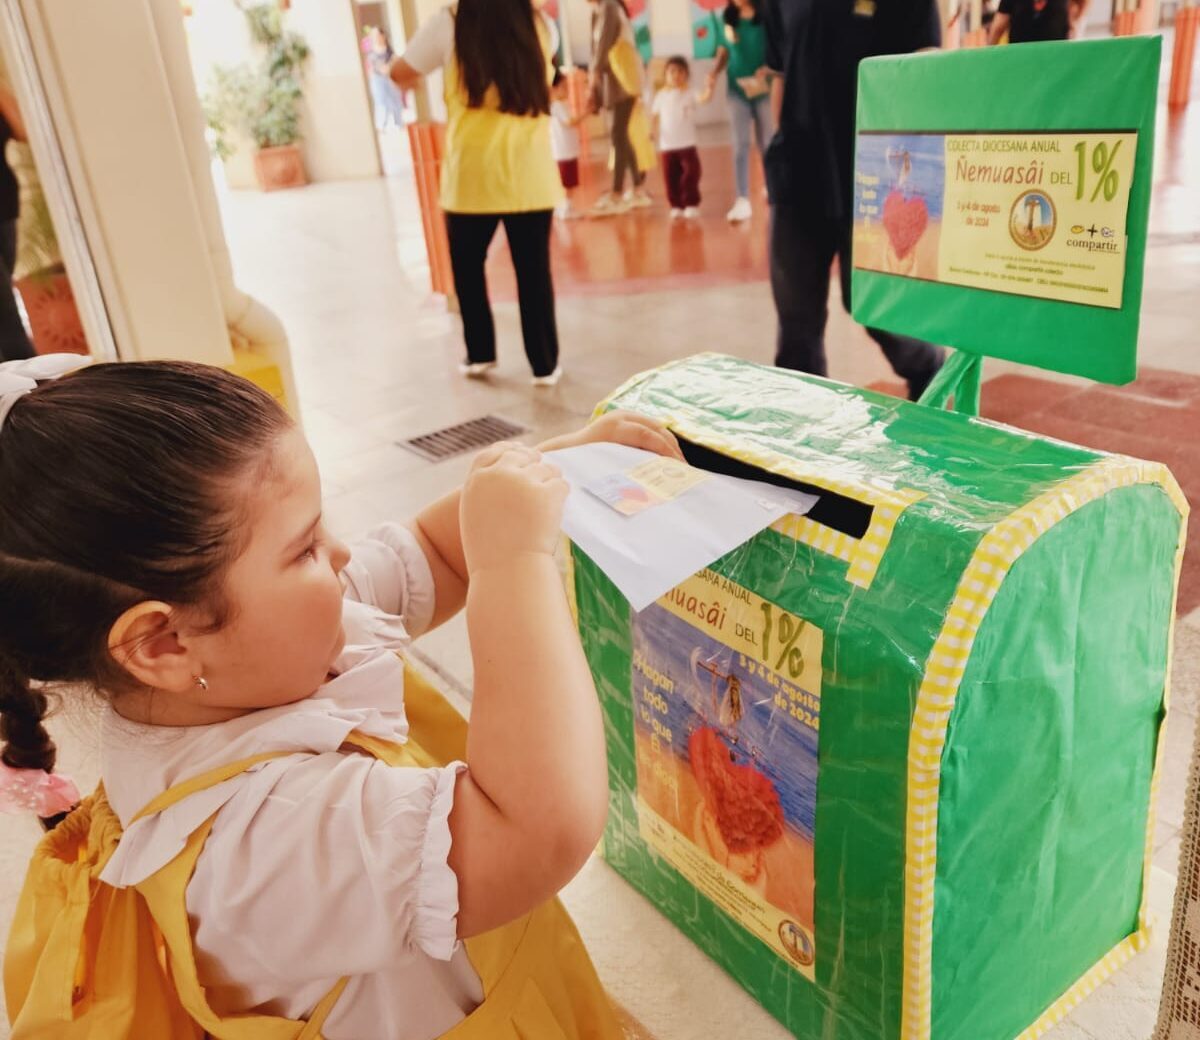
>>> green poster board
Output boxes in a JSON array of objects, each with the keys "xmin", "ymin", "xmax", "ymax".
[{"xmin": 851, "ymin": 38, "xmax": 1161, "ymax": 385}]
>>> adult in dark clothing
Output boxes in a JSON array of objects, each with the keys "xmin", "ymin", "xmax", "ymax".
[
  {"xmin": 0, "ymin": 84, "xmax": 34, "ymax": 362},
  {"xmin": 762, "ymin": 0, "xmax": 944, "ymax": 400},
  {"xmin": 988, "ymin": 0, "xmax": 1083, "ymax": 43}
]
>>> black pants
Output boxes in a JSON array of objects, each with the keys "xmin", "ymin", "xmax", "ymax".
[
  {"xmin": 610, "ymin": 98, "xmax": 645, "ymax": 195},
  {"xmin": 769, "ymin": 203, "xmax": 943, "ymax": 400},
  {"xmin": 445, "ymin": 210, "xmax": 559, "ymax": 378},
  {"xmin": 0, "ymin": 220, "xmax": 33, "ymax": 362}
]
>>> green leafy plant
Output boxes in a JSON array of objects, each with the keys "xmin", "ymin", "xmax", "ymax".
[{"xmin": 201, "ymin": 2, "xmax": 310, "ymax": 158}]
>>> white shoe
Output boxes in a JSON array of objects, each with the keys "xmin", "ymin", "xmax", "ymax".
[
  {"xmin": 556, "ymin": 200, "xmax": 580, "ymax": 220},
  {"xmin": 625, "ymin": 188, "xmax": 653, "ymax": 209},
  {"xmin": 683, "ymin": 206, "xmax": 701, "ymax": 219},
  {"xmin": 459, "ymin": 360, "xmax": 497, "ymax": 378},
  {"xmin": 727, "ymin": 197, "xmax": 753, "ymax": 222},
  {"xmin": 670, "ymin": 208, "xmax": 684, "ymax": 220},
  {"xmin": 531, "ymin": 366, "xmax": 563, "ymax": 387},
  {"xmin": 589, "ymin": 193, "xmax": 630, "ymax": 217}
]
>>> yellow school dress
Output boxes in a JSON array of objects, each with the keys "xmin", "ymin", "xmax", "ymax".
[
  {"xmin": 4, "ymin": 665, "xmax": 622, "ymax": 1039},
  {"xmin": 5, "ymin": 521, "xmax": 621, "ymax": 1039}
]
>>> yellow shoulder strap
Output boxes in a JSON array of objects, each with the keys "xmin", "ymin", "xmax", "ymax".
[
  {"xmin": 131, "ymin": 750, "xmax": 295, "ymax": 824},
  {"xmin": 122, "ymin": 663, "xmax": 451, "ymax": 1039},
  {"xmin": 130, "ymin": 746, "xmax": 375, "ymax": 1040}
]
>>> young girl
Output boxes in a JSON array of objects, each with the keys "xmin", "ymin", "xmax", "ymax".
[
  {"xmin": 652, "ymin": 56, "xmax": 706, "ymax": 220},
  {"xmin": 0, "ymin": 356, "xmax": 682, "ymax": 1039},
  {"xmin": 550, "ymin": 70, "xmax": 584, "ymax": 220}
]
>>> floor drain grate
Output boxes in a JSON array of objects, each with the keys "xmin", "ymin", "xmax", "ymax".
[{"xmin": 398, "ymin": 415, "xmax": 528, "ymax": 462}]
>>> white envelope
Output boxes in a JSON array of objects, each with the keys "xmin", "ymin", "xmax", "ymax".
[{"xmin": 545, "ymin": 443, "xmax": 818, "ymax": 612}]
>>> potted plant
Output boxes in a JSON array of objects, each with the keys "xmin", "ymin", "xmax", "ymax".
[
  {"xmin": 8, "ymin": 142, "xmax": 88, "ymax": 355},
  {"xmin": 202, "ymin": 3, "xmax": 310, "ymax": 191}
]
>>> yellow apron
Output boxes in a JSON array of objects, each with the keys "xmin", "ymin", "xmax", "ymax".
[
  {"xmin": 606, "ymin": 38, "xmax": 655, "ymax": 175},
  {"xmin": 439, "ymin": 11, "xmax": 563, "ymax": 214},
  {"xmin": 5, "ymin": 666, "xmax": 623, "ymax": 1039}
]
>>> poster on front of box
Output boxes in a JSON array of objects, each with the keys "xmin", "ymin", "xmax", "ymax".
[
  {"xmin": 853, "ymin": 131, "xmax": 1138, "ymax": 310},
  {"xmin": 850, "ymin": 38, "xmax": 1161, "ymax": 385},
  {"xmin": 631, "ymin": 569, "xmax": 821, "ymax": 978}
]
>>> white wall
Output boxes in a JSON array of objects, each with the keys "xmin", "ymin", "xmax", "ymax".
[
  {"xmin": 286, "ymin": 0, "xmax": 379, "ymax": 181},
  {"xmin": 21, "ymin": 0, "xmax": 231, "ymax": 362},
  {"xmin": 185, "ymin": 0, "xmax": 379, "ymax": 186}
]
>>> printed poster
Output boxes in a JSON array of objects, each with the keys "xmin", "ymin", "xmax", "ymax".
[
  {"xmin": 628, "ymin": 0, "xmax": 653, "ymax": 63},
  {"xmin": 853, "ymin": 131, "xmax": 1138, "ymax": 310},
  {"xmin": 631, "ymin": 569, "xmax": 821, "ymax": 977}
]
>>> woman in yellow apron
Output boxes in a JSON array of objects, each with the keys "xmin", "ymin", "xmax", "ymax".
[
  {"xmin": 587, "ymin": 0, "xmax": 654, "ymax": 215},
  {"xmin": 390, "ymin": 0, "xmax": 565, "ymax": 386},
  {"xmin": 0, "ymin": 358, "xmax": 682, "ymax": 1038}
]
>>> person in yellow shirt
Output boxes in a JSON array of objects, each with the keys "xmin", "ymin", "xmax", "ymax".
[{"xmin": 391, "ymin": 0, "xmax": 564, "ymax": 386}]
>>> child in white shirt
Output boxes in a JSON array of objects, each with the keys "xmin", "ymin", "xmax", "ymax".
[
  {"xmin": 651, "ymin": 56, "xmax": 709, "ymax": 219},
  {"xmin": 0, "ymin": 356, "xmax": 684, "ymax": 1039},
  {"xmin": 550, "ymin": 70, "xmax": 584, "ymax": 219}
]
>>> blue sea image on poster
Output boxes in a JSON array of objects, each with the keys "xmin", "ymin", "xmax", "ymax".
[
  {"xmin": 854, "ymin": 133, "xmax": 945, "ymax": 222},
  {"xmin": 854, "ymin": 133, "xmax": 946, "ymax": 279},
  {"xmin": 631, "ymin": 597, "xmax": 819, "ymax": 934}
]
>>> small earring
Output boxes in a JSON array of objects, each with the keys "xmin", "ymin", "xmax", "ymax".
[{"xmin": 194, "ymin": 676, "xmax": 209, "ymax": 691}]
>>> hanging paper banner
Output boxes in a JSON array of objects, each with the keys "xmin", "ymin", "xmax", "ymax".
[{"xmin": 691, "ymin": 0, "xmax": 727, "ymax": 59}]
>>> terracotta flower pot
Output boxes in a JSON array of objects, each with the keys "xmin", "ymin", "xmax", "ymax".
[
  {"xmin": 15, "ymin": 270, "xmax": 89, "ymax": 355},
  {"xmin": 253, "ymin": 144, "xmax": 307, "ymax": 191}
]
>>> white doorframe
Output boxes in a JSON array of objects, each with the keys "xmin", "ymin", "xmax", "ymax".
[{"xmin": 0, "ymin": 0, "xmax": 119, "ymax": 360}]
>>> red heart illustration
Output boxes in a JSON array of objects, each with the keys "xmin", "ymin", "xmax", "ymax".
[
  {"xmin": 689, "ymin": 727, "xmax": 784, "ymax": 854},
  {"xmin": 882, "ymin": 191, "xmax": 929, "ymax": 260}
]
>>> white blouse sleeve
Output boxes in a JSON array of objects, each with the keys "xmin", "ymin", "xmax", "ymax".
[
  {"xmin": 341, "ymin": 522, "xmax": 437, "ymax": 637},
  {"xmin": 188, "ymin": 752, "xmax": 465, "ymax": 981},
  {"xmin": 401, "ymin": 7, "xmax": 455, "ymax": 75}
]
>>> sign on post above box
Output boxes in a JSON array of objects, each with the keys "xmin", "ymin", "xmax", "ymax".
[{"xmin": 851, "ymin": 38, "xmax": 1161, "ymax": 385}]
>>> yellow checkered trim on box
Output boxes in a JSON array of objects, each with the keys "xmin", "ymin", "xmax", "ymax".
[
  {"xmin": 847, "ymin": 488, "xmax": 926, "ymax": 588},
  {"xmin": 771, "ymin": 514, "xmax": 856, "ymax": 562},
  {"xmin": 900, "ymin": 457, "xmax": 1188, "ymax": 1040},
  {"xmin": 1014, "ymin": 933, "xmax": 1148, "ymax": 1039}
]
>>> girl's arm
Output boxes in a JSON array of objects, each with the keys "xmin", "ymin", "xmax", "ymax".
[
  {"xmin": 388, "ymin": 58, "xmax": 423, "ymax": 92},
  {"xmin": 446, "ymin": 445, "xmax": 603, "ymax": 937},
  {"xmin": 409, "ymin": 412, "xmax": 682, "ymax": 631},
  {"xmin": 389, "ymin": 7, "xmax": 452, "ymax": 91}
]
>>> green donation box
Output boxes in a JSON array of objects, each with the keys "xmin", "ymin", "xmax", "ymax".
[{"xmin": 568, "ymin": 354, "xmax": 1187, "ymax": 1040}]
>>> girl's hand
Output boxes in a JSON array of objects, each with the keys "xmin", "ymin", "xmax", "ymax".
[
  {"xmin": 460, "ymin": 444, "xmax": 568, "ymax": 575},
  {"xmin": 539, "ymin": 410, "xmax": 685, "ymax": 461}
]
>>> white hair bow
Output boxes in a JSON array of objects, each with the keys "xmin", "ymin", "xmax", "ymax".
[{"xmin": 0, "ymin": 354, "xmax": 93, "ymax": 431}]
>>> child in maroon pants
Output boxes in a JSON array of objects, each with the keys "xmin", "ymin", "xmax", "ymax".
[
  {"xmin": 652, "ymin": 56, "xmax": 707, "ymax": 219},
  {"xmin": 550, "ymin": 71, "xmax": 584, "ymax": 220}
]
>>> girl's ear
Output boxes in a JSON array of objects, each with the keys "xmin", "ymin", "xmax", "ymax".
[{"xmin": 107, "ymin": 602, "xmax": 201, "ymax": 695}]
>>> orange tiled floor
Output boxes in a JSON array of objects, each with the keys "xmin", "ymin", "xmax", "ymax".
[{"xmin": 485, "ymin": 145, "xmax": 770, "ymax": 300}]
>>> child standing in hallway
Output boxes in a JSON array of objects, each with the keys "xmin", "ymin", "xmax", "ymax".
[
  {"xmin": 550, "ymin": 71, "xmax": 583, "ymax": 220},
  {"xmin": 652, "ymin": 56, "xmax": 705, "ymax": 219}
]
